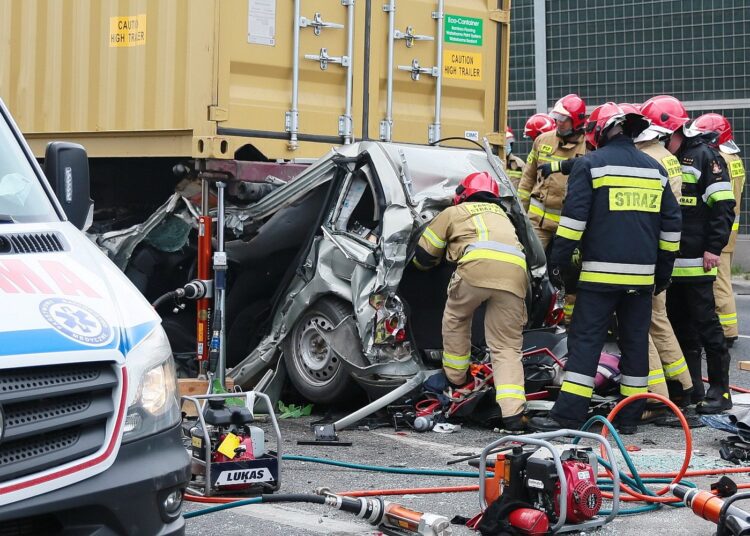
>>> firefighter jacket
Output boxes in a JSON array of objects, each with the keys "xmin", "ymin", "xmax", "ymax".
[
  {"xmin": 673, "ymin": 136, "xmax": 736, "ymax": 281},
  {"xmin": 517, "ymin": 130, "xmax": 586, "ymax": 232},
  {"xmin": 636, "ymin": 138, "xmax": 683, "ymax": 200},
  {"xmin": 506, "ymin": 154, "xmax": 525, "ymax": 190},
  {"xmin": 549, "ymin": 134, "xmax": 682, "ymax": 292},
  {"xmin": 414, "ymin": 201, "xmax": 528, "ymax": 298},
  {"xmin": 719, "ymin": 151, "xmax": 745, "ymax": 253}
]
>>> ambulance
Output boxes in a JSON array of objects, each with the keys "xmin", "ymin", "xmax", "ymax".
[{"xmin": 0, "ymin": 99, "xmax": 189, "ymax": 534}]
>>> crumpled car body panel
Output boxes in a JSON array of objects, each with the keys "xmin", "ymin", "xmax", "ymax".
[{"xmin": 229, "ymin": 141, "xmax": 548, "ymax": 388}]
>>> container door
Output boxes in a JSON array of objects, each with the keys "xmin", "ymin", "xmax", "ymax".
[
  {"xmin": 365, "ymin": 0, "xmax": 500, "ymax": 146},
  {"xmin": 217, "ymin": 0, "xmax": 360, "ymax": 155}
]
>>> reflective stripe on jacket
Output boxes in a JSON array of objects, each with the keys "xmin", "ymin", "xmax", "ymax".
[
  {"xmin": 720, "ymin": 151, "xmax": 745, "ymax": 253},
  {"xmin": 414, "ymin": 202, "xmax": 528, "ymax": 298},
  {"xmin": 672, "ymin": 136, "xmax": 735, "ymax": 281},
  {"xmin": 517, "ymin": 130, "xmax": 586, "ymax": 232},
  {"xmin": 549, "ymin": 135, "xmax": 681, "ymax": 291}
]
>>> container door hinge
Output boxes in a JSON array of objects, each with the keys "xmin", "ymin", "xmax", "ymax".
[
  {"xmin": 489, "ymin": 8, "xmax": 510, "ymax": 24},
  {"xmin": 486, "ymin": 132, "xmax": 506, "ymax": 146},
  {"xmin": 209, "ymin": 106, "xmax": 228, "ymax": 122}
]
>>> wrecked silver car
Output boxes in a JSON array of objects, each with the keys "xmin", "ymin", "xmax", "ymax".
[
  {"xmin": 90, "ymin": 141, "xmax": 559, "ymax": 404},
  {"xmin": 217, "ymin": 141, "xmax": 558, "ymax": 403}
]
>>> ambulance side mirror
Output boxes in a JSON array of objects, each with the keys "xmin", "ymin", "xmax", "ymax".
[{"xmin": 45, "ymin": 142, "xmax": 93, "ymax": 231}]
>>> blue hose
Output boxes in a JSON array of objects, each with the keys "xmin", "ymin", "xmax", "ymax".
[{"xmin": 282, "ymin": 454, "xmax": 488, "ymax": 478}]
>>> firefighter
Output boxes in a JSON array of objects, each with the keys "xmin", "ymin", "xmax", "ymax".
[
  {"xmin": 517, "ymin": 94, "xmax": 588, "ymax": 249},
  {"xmin": 627, "ymin": 103, "xmax": 694, "ymax": 408},
  {"xmin": 529, "ymin": 103, "xmax": 681, "ymax": 433},
  {"xmin": 641, "ymin": 96, "xmax": 735, "ymax": 414},
  {"xmin": 413, "ymin": 172, "xmax": 529, "ymax": 431},
  {"xmin": 505, "ymin": 127, "xmax": 526, "ymax": 189},
  {"xmin": 691, "ymin": 113, "xmax": 745, "ymax": 347},
  {"xmin": 523, "ymin": 113, "xmax": 557, "ymax": 142}
]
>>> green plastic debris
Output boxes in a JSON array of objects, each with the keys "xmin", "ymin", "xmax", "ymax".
[
  {"xmin": 212, "ymin": 378, "xmax": 244, "ymax": 407},
  {"xmin": 277, "ymin": 401, "xmax": 313, "ymax": 419}
]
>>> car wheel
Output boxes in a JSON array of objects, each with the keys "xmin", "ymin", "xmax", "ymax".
[{"xmin": 282, "ymin": 297, "xmax": 360, "ymax": 405}]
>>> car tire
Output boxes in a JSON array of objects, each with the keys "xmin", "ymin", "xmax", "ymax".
[{"xmin": 282, "ymin": 297, "xmax": 361, "ymax": 405}]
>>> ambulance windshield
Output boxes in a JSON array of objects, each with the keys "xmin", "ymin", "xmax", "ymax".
[{"xmin": 0, "ymin": 113, "xmax": 57, "ymax": 223}]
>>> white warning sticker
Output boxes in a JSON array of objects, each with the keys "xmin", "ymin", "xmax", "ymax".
[{"xmin": 248, "ymin": 0, "xmax": 276, "ymax": 46}]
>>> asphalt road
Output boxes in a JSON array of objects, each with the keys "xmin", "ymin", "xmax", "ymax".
[{"xmin": 184, "ymin": 285, "xmax": 750, "ymax": 535}]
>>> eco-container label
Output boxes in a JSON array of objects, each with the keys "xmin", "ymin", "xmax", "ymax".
[
  {"xmin": 444, "ymin": 14, "xmax": 483, "ymax": 46},
  {"xmin": 109, "ymin": 15, "xmax": 146, "ymax": 47},
  {"xmin": 443, "ymin": 50, "xmax": 482, "ymax": 81}
]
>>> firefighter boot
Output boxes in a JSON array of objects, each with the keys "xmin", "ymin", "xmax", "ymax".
[
  {"xmin": 684, "ymin": 350, "xmax": 705, "ymax": 404},
  {"xmin": 698, "ymin": 351, "xmax": 732, "ymax": 414},
  {"xmin": 528, "ymin": 415, "xmax": 581, "ymax": 432}
]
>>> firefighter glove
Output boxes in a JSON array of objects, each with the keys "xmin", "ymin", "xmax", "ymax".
[
  {"xmin": 538, "ymin": 161, "xmax": 561, "ymax": 178},
  {"xmin": 654, "ymin": 278, "xmax": 671, "ymax": 295}
]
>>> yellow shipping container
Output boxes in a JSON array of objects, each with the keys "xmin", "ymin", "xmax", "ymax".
[{"xmin": 0, "ymin": 0, "xmax": 511, "ymax": 160}]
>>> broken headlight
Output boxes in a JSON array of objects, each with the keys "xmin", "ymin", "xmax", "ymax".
[{"xmin": 371, "ymin": 293, "xmax": 408, "ymax": 344}]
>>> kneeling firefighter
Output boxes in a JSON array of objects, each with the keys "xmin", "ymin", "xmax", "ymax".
[
  {"xmin": 414, "ymin": 172, "xmax": 529, "ymax": 431},
  {"xmin": 530, "ymin": 103, "xmax": 681, "ymax": 434}
]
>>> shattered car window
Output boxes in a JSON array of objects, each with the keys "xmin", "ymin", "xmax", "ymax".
[{"xmin": 332, "ymin": 166, "xmax": 381, "ymax": 243}]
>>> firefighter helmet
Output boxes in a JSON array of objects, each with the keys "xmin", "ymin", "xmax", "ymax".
[
  {"xmin": 640, "ymin": 95, "xmax": 690, "ymax": 135},
  {"xmin": 618, "ymin": 103, "xmax": 641, "ymax": 115},
  {"xmin": 454, "ymin": 172, "xmax": 500, "ymax": 205},
  {"xmin": 550, "ymin": 94, "xmax": 587, "ymax": 131},
  {"xmin": 584, "ymin": 102, "xmax": 647, "ymax": 148},
  {"xmin": 690, "ymin": 113, "xmax": 739, "ymax": 153},
  {"xmin": 524, "ymin": 113, "xmax": 556, "ymax": 140},
  {"xmin": 506, "ymin": 126, "xmax": 516, "ymax": 144}
]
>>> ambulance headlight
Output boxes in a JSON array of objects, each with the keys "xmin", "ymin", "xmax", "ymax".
[{"xmin": 122, "ymin": 327, "xmax": 180, "ymax": 443}]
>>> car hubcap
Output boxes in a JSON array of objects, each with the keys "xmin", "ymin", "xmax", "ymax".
[{"xmin": 295, "ymin": 314, "xmax": 340, "ymax": 386}]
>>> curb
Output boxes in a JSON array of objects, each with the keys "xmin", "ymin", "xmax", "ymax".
[{"xmin": 733, "ymin": 276, "xmax": 750, "ymax": 295}]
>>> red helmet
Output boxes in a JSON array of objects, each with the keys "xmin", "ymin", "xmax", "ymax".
[
  {"xmin": 584, "ymin": 102, "xmax": 626, "ymax": 148},
  {"xmin": 618, "ymin": 103, "xmax": 641, "ymax": 115},
  {"xmin": 506, "ymin": 126, "xmax": 515, "ymax": 144},
  {"xmin": 690, "ymin": 113, "xmax": 738, "ymax": 152},
  {"xmin": 551, "ymin": 94, "xmax": 587, "ymax": 130},
  {"xmin": 524, "ymin": 113, "xmax": 556, "ymax": 140},
  {"xmin": 640, "ymin": 95, "xmax": 690, "ymax": 134},
  {"xmin": 454, "ymin": 172, "xmax": 499, "ymax": 205}
]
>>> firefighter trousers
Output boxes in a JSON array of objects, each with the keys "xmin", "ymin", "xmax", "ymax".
[
  {"xmin": 666, "ymin": 281, "xmax": 730, "ymax": 402},
  {"xmin": 442, "ymin": 274, "xmax": 526, "ymax": 418},
  {"xmin": 647, "ymin": 291, "xmax": 693, "ymax": 398},
  {"xmin": 715, "ymin": 251, "xmax": 738, "ymax": 338},
  {"xmin": 551, "ymin": 288, "xmax": 651, "ymax": 427}
]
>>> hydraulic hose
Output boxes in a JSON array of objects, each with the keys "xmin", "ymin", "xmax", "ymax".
[
  {"xmin": 596, "ymin": 392, "xmax": 691, "ymax": 504},
  {"xmin": 151, "ymin": 290, "xmax": 177, "ymax": 310},
  {"xmin": 183, "ymin": 392, "xmax": 750, "ymax": 522},
  {"xmin": 702, "ymin": 376, "xmax": 750, "ymax": 394},
  {"xmin": 281, "ymin": 454, "xmax": 486, "ymax": 478}
]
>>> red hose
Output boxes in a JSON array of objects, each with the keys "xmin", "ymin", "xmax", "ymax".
[
  {"xmin": 185, "ymin": 485, "xmax": 479, "ymax": 505},
  {"xmin": 338, "ymin": 485, "xmax": 479, "ymax": 497},
  {"xmin": 185, "ymin": 494, "xmax": 243, "ymax": 504},
  {"xmin": 702, "ymin": 376, "xmax": 750, "ymax": 394},
  {"xmin": 598, "ymin": 392, "xmax": 691, "ymax": 504}
]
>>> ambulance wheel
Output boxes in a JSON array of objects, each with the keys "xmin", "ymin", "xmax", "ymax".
[{"xmin": 283, "ymin": 297, "xmax": 360, "ymax": 405}]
